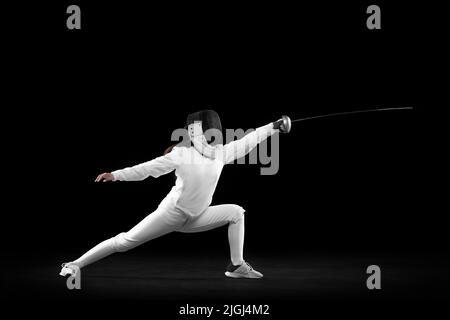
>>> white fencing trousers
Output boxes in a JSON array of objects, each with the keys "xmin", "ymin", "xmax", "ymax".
[{"xmin": 72, "ymin": 204, "xmax": 246, "ymax": 268}]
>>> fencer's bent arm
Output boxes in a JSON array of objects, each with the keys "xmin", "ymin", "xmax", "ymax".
[
  {"xmin": 111, "ymin": 148, "xmax": 179, "ymax": 181},
  {"xmin": 222, "ymin": 123, "xmax": 277, "ymax": 164}
]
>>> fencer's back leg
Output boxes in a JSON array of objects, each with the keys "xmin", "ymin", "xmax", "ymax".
[{"xmin": 111, "ymin": 232, "xmax": 141, "ymax": 252}]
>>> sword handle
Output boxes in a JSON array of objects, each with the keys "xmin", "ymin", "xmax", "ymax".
[{"xmin": 273, "ymin": 115, "xmax": 291, "ymax": 133}]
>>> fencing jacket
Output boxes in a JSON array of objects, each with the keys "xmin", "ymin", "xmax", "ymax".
[{"xmin": 112, "ymin": 123, "xmax": 276, "ymax": 217}]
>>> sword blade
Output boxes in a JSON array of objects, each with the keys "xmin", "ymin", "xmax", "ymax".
[{"xmin": 291, "ymin": 107, "xmax": 413, "ymax": 123}]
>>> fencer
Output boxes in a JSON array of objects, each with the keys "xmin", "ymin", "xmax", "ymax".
[{"xmin": 60, "ymin": 110, "xmax": 290, "ymax": 279}]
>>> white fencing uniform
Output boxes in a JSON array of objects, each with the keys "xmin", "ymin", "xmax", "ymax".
[{"xmin": 72, "ymin": 123, "xmax": 276, "ymax": 268}]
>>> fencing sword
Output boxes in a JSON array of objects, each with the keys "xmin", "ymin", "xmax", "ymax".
[{"xmin": 279, "ymin": 107, "xmax": 413, "ymax": 133}]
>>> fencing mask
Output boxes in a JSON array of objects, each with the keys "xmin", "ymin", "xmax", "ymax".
[{"xmin": 186, "ymin": 110, "xmax": 223, "ymax": 159}]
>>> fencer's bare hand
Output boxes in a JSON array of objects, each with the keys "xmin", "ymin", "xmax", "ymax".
[{"xmin": 95, "ymin": 172, "xmax": 114, "ymax": 182}]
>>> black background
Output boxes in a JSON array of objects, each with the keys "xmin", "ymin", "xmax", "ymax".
[{"xmin": 3, "ymin": 0, "xmax": 447, "ymax": 318}]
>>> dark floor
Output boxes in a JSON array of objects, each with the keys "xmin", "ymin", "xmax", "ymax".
[{"xmin": 4, "ymin": 250, "xmax": 449, "ymax": 303}]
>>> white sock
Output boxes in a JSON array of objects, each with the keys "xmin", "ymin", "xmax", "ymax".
[
  {"xmin": 228, "ymin": 217, "xmax": 245, "ymax": 266},
  {"xmin": 71, "ymin": 237, "xmax": 116, "ymax": 269}
]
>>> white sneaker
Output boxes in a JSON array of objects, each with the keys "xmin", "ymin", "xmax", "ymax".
[
  {"xmin": 59, "ymin": 262, "xmax": 79, "ymax": 277},
  {"xmin": 225, "ymin": 261, "xmax": 263, "ymax": 279}
]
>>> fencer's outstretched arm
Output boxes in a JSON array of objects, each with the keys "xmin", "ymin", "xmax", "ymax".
[
  {"xmin": 96, "ymin": 148, "xmax": 180, "ymax": 182},
  {"xmin": 222, "ymin": 123, "xmax": 277, "ymax": 164}
]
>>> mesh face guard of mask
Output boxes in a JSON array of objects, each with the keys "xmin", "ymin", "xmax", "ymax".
[{"xmin": 186, "ymin": 110, "xmax": 223, "ymax": 159}]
